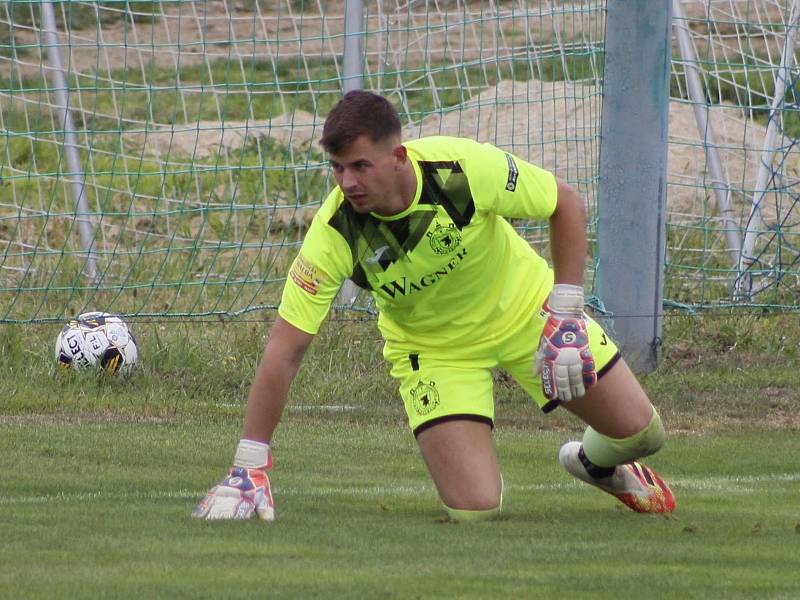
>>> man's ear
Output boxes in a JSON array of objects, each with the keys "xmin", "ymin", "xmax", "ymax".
[{"xmin": 393, "ymin": 144, "xmax": 408, "ymax": 166}]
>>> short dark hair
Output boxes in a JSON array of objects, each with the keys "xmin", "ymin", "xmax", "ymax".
[{"xmin": 319, "ymin": 90, "xmax": 401, "ymax": 154}]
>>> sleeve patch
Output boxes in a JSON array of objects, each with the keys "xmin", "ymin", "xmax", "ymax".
[
  {"xmin": 289, "ymin": 253, "xmax": 325, "ymax": 295},
  {"xmin": 505, "ymin": 153, "xmax": 519, "ymax": 192}
]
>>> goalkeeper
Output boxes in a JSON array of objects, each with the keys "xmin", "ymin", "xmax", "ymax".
[{"xmin": 193, "ymin": 91, "xmax": 675, "ymax": 522}]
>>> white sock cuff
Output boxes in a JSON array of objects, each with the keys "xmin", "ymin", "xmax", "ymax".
[{"xmin": 233, "ymin": 439, "xmax": 271, "ymax": 469}]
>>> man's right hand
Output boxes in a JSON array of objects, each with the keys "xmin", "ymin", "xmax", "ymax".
[
  {"xmin": 193, "ymin": 439, "xmax": 275, "ymax": 521},
  {"xmin": 192, "ymin": 466, "xmax": 275, "ymax": 521}
]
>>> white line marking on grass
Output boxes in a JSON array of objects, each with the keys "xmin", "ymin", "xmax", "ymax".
[
  {"xmin": 0, "ymin": 490, "xmax": 202, "ymax": 505},
  {"xmin": 671, "ymin": 472, "xmax": 800, "ymax": 492},
  {"xmin": 218, "ymin": 404, "xmax": 360, "ymax": 411},
  {"xmin": 290, "ymin": 405, "xmax": 361, "ymax": 412},
  {"xmin": 2, "ymin": 473, "xmax": 798, "ymax": 506}
]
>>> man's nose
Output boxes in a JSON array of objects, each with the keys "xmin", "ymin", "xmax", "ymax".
[{"xmin": 341, "ymin": 169, "xmax": 357, "ymax": 189}]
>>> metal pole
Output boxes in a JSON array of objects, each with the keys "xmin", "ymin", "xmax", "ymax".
[
  {"xmin": 40, "ymin": 1, "xmax": 98, "ymax": 281},
  {"xmin": 672, "ymin": 0, "xmax": 742, "ymax": 269},
  {"xmin": 342, "ymin": 0, "xmax": 364, "ymax": 94},
  {"xmin": 597, "ymin": 0, "xmax": 672, "ymax": 373},
  {"xmin": 338, "ymin": 0, "xmax": 365, "ymax": 305},
  {"xmin": 735, "ymin": 0, "xmax": 800, "ymax": 300}
]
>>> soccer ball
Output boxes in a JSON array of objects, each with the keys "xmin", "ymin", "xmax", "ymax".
[{"xmin": 55, "ymin": 311, "xmax": 139, "ymax": 375}]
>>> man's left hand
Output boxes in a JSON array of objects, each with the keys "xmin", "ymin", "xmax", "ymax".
[{"xmin": 533, "ymin": 284, "xmax": 597, "ymax": 402}]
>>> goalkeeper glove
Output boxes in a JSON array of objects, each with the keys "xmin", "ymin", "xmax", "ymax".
[
  {"xmin": 192, "ymin": 439, "xmax": 275, "ymax": 521},
  {"xmin": 533, "ymin": 284, "xmax": 597, "ymax": 403}
]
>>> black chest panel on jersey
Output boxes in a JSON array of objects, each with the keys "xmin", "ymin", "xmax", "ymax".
[
  {"xmin": 418, "ymin": 160, "xmax": 476, "ymax": 228},
  {"xmin": 327, "ymin": 160, "xmax": 477, "ymax": 290}
]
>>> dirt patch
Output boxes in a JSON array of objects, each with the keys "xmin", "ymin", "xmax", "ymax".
[
  {"xmin": 10, "ymin": 1, "xmax": 596, "ymax": 78},
  {"xmin": 115, "ymin": 75, "xmax": 799, "ymax": 244},
  {"xmin": 665, "ymin": 409, "xmax": 800, "ymax": 435},
  {"xmin": 126, "ymin": 74, "xmax": 797, "ymax": 230},
  {"xmin": 127, "ymin": 110, "xmax": 321, "ymax": 158},
  {"xmin": 406, "ymin": 78, "xmax": 798, "ymax": 226}
]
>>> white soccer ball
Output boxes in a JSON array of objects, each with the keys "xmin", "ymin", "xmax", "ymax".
[{"xmin": 55, "ymin": 311, "xmax": 139, "ymax": 375}]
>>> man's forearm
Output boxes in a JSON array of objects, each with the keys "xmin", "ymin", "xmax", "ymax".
[
  {"xmin": 549, "ymin": 181, "xmax": 588, "ymax": 286},
  {"xmin": 241, "ymin": 317, "xmax": 314, "ymax": 443},
  {"xmin": 242, "ymin": 358, "xmax": 296, "ymax": 443}
]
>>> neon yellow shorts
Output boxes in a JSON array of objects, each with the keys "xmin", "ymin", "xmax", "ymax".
[{"xmin": 385, "ymin": 308, "xmax": 620, "ymax": 435}]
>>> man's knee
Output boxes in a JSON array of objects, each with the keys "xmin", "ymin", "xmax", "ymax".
[
  {"xmin": 439, "ymin": 480, "xmax": 502, "ymax": 513},
  {"xmin": 582, "ymin": 408, "xmax": 666, "ymax": 467},
  {"xmin": 441, "ymin": 474, "xmax": 504, "ymax": 520}
]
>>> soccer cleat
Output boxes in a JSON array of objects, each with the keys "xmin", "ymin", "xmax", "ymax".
[{"xmin": 558, "ymin": 441, "xmax": 676, "ymax": 513}]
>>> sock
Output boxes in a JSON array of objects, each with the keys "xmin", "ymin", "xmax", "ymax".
[
  {"xmin": 581, "ymin": 408, "xmax": 666, "ymax": 468},
  {"xmin": 444, "ymin": 504, "xmax": 502, "ymax": 522},
  {"xmin": 578, "ymin": 445, "xmax": 616, "ymax": 478}
]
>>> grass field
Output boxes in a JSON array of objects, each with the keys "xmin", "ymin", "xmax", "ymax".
[{"xmin": 1, "ymin": 312, "xmax": 799, "ymax": 598}]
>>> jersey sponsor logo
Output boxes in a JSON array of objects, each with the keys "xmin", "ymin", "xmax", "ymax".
[
  {"xmin": 427, "ymin": 222, "xmax": 462, "ymax": 255},
  {"xmin": 289, "ymin": 253, "xmax": 325, "ymax": 295},
  {"xmin": 505, "ymin": 153, "xmax": 519, "ymax": 192},
  {"xmin": 378, "ymin": 247, "xmax": 468, "ymax": 298},
  {"xmin": 410, "ymin": 379, "xmax": 440, "ymax": 416}
]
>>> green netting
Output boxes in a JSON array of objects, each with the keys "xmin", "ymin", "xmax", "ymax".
[
  {"xmin": 0, "ymin": 1, "xmax": 796, "ymax": 324},
  {"xmin": 669, "ymin": 0, "xmax": 799, "ymax": 309}
]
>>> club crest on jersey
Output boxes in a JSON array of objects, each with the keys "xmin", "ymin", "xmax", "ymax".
[
  {"xmin": 427, "ymin": 222, "xmax": 462, "ymax": 255},
  {"xmin": 410, "ymin": 379, "xmax": 440, "ymax": 416}
]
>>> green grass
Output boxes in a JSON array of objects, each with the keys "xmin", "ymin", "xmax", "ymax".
[
  {"xmin": 1, "ymin": 313, "xmax": 799, "ymax": 597},
  {"xmin": 1, "ymin": 422, "xmax": 798, "ymax": 599}
]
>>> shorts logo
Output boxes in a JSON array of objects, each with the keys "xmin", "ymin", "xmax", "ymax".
[
  {"xmin": 410, "ymin": 379, "xmax": 440, "ymax": 416},
  {"xmin": 427, "ymin": 222, "xmax": 462, "ymax": 255},
  {"xmin": 505, "ymin": 153, "xmax": 519, "ymax": 192}
]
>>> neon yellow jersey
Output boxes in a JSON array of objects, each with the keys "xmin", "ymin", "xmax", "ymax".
[{"xmin": 278, "ymin": 136, "xmax": 558, "ymax": 348}]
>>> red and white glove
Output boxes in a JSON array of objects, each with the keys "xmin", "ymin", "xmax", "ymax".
[
  {"xmin": 533, "ymin": 284, "xmax": 597, "ymax": 403},
  {"xmin": 193, "ymin": 439, "xmax": 275, "ymax": 521}
]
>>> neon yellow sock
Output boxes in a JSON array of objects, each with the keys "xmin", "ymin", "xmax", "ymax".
[
  {"xmin": 443, "ymin": 504, "xmax": 502, "ymax": 522},
  {"xmin": 582, "ymin": 408, "xmax": 666, "ymax": 468}
]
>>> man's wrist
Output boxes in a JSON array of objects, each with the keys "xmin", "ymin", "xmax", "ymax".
[
  {"xmin": 233, "ymin": 439, "xmax": 271, "ymax": 469},
  {"xmin": 548, "ymin": 283, "xmax": 585, "ymax": 316}
]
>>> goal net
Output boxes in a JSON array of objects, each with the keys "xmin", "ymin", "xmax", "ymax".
[
  {"xmin": 669, "ymin": 0, "xmax": 799, "ymax": 308},
  {"xmin": 0, "ymin": 1, "xmax": 796, "ymax": 322}
]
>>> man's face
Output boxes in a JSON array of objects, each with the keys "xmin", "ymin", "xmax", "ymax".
[{"xmin": 328, "ymin": 134, "xmax": 405, "ymax": 216}]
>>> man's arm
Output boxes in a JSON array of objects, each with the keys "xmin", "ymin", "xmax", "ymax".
[
  {"xmin": 533, "ymin": 178, "xmax": 597, "ymax": 403},
  {"xmin": 192, "ymin": 316, "xmax": 314, "ymax": 521},
  {"xmin": 548, "ymin": 178, "xmax": 588, "ymax": 285},
  {"xmin": 243, "ymin": 316, "xmax": 315, "ymax": 443}
]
